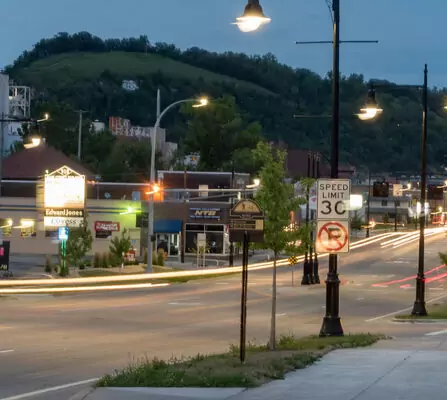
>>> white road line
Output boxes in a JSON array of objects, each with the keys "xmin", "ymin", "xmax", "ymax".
[
  {"xmin": 216, "ymin": 282, "xmax": 229, "ymax": 285},
  {"xmin": 357, "ymin": 298, "xmax": 365, "ymax": 301},
  {"xmin": 0, "ymin": 350, "xmax": 14, "ymax": 354},
  {"xmin": 168, "ymin": 302, "xmax": 202, "ymax": 306},
  {"xmin": 425, "ymin": 329, "xmax": 447, "ymax": 336},
  {"xmin": 365, "ymin": 293, "xmax": 447, "ymax": 322},
  {"xmin": 0, "ymin": 378, "xmax": 98, "ymax": 400},
  {"xmin": 277, "ymin": 313, "xmax": 287, "ymax": 317}
]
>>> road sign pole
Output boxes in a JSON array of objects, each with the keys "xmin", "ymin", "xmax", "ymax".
[
  {"xmin": 240, "ymin": 231, "xmax": 249, "ymax": 364},
  {"xmin": 302, "ymin": 153, "xmax": 312, "ymax": 285}
]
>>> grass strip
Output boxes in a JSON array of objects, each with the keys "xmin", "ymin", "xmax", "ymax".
[
  {"xmin": 395, "ymin": 303, "xmax": 447, "ymax": 320},
  {"xmin": 97, "ymin": 333, "xmax": 386, "ymax": 388}
]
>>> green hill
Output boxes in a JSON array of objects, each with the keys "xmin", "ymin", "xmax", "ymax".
[
  {"xmin": 6, "ymin": 31, "xmax": 447, "ymax": 175},
  {"xmin": 14, "ymin": 51, "xmax": 275, "ymax": 96}
]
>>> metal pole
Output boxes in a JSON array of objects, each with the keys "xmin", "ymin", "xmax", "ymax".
[
  {"xmin": 77, "ymin": 111, "xmax": 83, "ymax": 160},
  {"xmin": 181, "ymin": 167, "xmax": 186, "ymax": 264},
  {"xmin": 320, "ymin": 0, "xmax": 343, "ymax": 336},
  {"xmin": 412, "ymin": 64, "xmax": 429, "ymax": 317},
  {"xmin": 0, "ymin": 114, "xmax": 4, "ymax": 197},
  {"xmin": 366, "ymin": 169, "xmax": 371, "ymax": 238},
  {"xmin": 301, "ymin": 151, "xmax": 311, "ymax": 285},
  {"xmin": 240, "ymin": 231, "xmax": 249, "ymax": 363},
  {"xmin": 313, "ymin": 154, "xmax": 320, "ymax": 284},
  {"xmin": 308, "ymin": 153, "xmax": 315, "ymax": 284},
  {"xmin": 230, "ymin": 165, "xmax": 235, "ymax": 267},
  {"xmin": 394, "ymin": 198, "xmax": 398, "ymax": 232}
]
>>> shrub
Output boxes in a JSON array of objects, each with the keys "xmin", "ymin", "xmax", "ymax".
[
  {"xmin": 44, "ymin": 255, "xmax": 53, "ymax": 273},
  {"xmin": 79, "ymin": 264, "xmax": 86, "ymax": 270},
  {"xmin": 156, "ymin": 248, "xmax": 165, "ymax": 266},
  {"xmin": 101, "ymin": 252, "xmax": 109, "ymax": 268},
  {"xmin": 93, "ymin": 252, "xmax": 101, "ymax": 268},
  {"xmin": 109, "ymin": 229, "xmax": 132, "ymax": 266}
]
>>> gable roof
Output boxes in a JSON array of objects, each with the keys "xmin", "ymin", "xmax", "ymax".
[{"xmin": 3, "ymin": 144, "xmax": 94, "ymax": 180}]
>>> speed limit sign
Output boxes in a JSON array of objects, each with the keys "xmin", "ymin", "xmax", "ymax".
[{"xmin": 317, "ymin": 179, "xmax": 351, "ymax": 220}]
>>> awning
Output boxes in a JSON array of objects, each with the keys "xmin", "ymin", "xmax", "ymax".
[{"xmin": 154, "ymin": 219, "xmax": 182, "ymax": 233}]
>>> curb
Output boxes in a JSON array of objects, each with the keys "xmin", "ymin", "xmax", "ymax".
[
  {"xmin": 69, "ymin": 387, "xmax": 96, "ymax": 400},
  {"xmin": 392, "ymin": 318, "xmax": 447, "ymax": 324}
]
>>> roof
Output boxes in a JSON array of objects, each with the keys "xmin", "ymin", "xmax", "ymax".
[{"xmin": 3, "ymin": 144, "xmax": 94, "ymax": 180}]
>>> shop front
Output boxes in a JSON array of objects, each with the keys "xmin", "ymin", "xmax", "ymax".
[{"xmin": 185, "ymin": 204, "xmax": 229, "ymax": 255}]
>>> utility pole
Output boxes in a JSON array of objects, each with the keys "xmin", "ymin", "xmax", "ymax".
[{"xmin": 77, "ymin": 110, "xmax": 87, "ymax": 160}]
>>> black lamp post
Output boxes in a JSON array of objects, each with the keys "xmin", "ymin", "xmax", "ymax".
[{"xmin": 361, "ymin": 65, "xmax": 429, "ymax": 317}]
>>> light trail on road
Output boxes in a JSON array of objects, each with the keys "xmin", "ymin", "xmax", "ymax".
[{"xmin": 0, "ymin": 231, "xmax": 430, "ymax": 294}]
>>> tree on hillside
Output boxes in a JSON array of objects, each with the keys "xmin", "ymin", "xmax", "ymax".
[
  {"xmin": 254, "ymin": 142, "xmax": 302, "ymax": 350},
  {"xmin": 181, "ymin": 96, "xmax": 262, "ymax": 173}
]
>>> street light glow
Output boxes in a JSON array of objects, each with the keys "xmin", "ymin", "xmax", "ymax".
[
  {"xmin": 24, "ymin": 137, "xmax": 42, "ymax": 149},
  {"xmin": 358, "ymin": 86, "xmax": 383, "ymax": 120},
  {"xmin": 234, "ymin": 0, "xmax": 271, "ymax": 33},
  {"xmin": 192, "ymin": 98, "xmax": 209, "ymax": 108}
]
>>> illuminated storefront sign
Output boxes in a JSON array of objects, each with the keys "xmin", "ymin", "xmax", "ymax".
[
  {"xmin": 43, "ymin": 166, "xmax": 85, "ymax": 227},
  {"xmin": 190, "ymin": 208, "xmax": 221, "ymax": 220},
  {"xmin": 94, "ymin": 221, "xmax": 120, "ymax": 232}
]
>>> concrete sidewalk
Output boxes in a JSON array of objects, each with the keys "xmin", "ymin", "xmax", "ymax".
[{"xmin": 79, "ymin": 346, "xmax": 447, "ymax": 400}]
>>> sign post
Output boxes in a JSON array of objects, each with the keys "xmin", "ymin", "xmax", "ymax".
[
  {"xmin": 197, "ymin": 233, "xmax": 206, "ymax": 268},
  {"xmin": 58, "ymin": 227, "xmax": 69, "ymax": 275},
  {"xmin": 229, "ymin": 199, "xmax": 264, "ymax": 364},
  {"xmin": 289, "ymin": 255, "xmax": 298, "ymax": 286},
  {"xmin": 316, "ymin": 178, "xmax": 351, "ymax": 338}
]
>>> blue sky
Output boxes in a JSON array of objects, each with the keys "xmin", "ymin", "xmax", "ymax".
[{"xmin": 2, "ymin": 0, "xmax": 446, "ymax": 86}]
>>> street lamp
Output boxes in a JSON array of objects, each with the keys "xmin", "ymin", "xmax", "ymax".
[
  {"xmin": 233, "ymin": 0, "xmax": 271, "ymax": 32},
  {"xmin": 360, "ymin": 64, "xmax": 429, "ymax": 316},
  {"xmin": 357, "ymin": 87, "xmax": 383, "ymax": 120},
  {"xmin": 23, "ymin": 137, "xmax": 42, "ymax": 149},
  {"xmin": 147, "ymin": 97, "xmax": 208, "ymax": 273}
]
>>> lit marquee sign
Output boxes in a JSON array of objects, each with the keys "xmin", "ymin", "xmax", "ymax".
[{"xmin": 44, "ymin": 166, "xmax": 86, "ymax": 227}]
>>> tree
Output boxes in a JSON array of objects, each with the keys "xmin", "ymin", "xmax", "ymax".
[
  {"xmin": 181, "ymin": 96, "xmax": 261, "ymax": 172},
  {"xmin": 351, "ymin": 211, "xmax": 364, "ymax": 232},
  {"xmin": 254, "ymin": 142, "xmax": 302, "ymax": 350},
  {"xmin": 64, "ymin": 216, "xmax": 93, "ymax": 272},
  {"xmin": 109, "ymin": 229, "xmax": 132, "ymax": 266}
]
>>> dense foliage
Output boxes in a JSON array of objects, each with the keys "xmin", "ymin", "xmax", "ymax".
[{"xmin": 5, "ymin": 31, "xmax": 447, "ymax": 177}]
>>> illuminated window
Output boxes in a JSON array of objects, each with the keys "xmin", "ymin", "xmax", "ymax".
[
  {"xmin": 19, "ymin": 220, "xmax": 36, "ymax": 238},
  {"xmin": 0, "ymin": 219, "xmax": 12, "ymax": 237}
]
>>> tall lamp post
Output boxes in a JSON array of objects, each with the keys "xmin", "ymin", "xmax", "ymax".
[
  {"xmin": 146, "ymin": 97, "xmax": 208, "ymax": 273},
  {"xmin": 360, "ymin": 65, "xmax": 430, "ymax": 316},
  {"xmin": 235, "ymin": 0, "xmax": 377, "ymax": 336}
]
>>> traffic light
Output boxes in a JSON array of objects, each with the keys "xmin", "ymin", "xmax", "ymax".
[
  {"xmin": 427, "ymin": 184, "xmax": 443, "ymax": 200},
  {"xmin": 373, "ymin": 181, "xmax": 390, "ymax": 197}
]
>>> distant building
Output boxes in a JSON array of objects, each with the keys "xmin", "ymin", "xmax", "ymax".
[
  {"xmin": 91, "ymin": 120, "xmax": 105, "ymax": 133},
  {"xmin": 121, "ymin": 80, "xmax": 139, "ymax": 92},
  {"xmin": 108, "ymin": 116, "xmax": 178, "ymax": 163}
]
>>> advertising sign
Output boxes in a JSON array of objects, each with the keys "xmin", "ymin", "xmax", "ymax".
[
  {"xmin": 0, "ymin": 241, "xmax": 11, "ymax": 272},
  {"xmin": 44, "ymin": 166, "xmax": 85, "ymax": 227},
  {"xmin": 94, "ymin": 221, "xmax": 120, "ymax": 232}
]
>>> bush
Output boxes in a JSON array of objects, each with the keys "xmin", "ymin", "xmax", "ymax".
[
  {"xmin": 101, "ymin": 252, "xmax": 109, "ymax": 268},
  {"xmin": 44, "ymin": 255, "xmax": 53, "ymax": 273},
  {"xmin": 109, "ymin": 252, "xmax": 120, "ymax": 268},
  {"xmin": 59, "ymin": 267, "xmax": 69, "ymax": 277},
  {"xmin": 79, "ymin": 264, "xmax": 86, "ymax": 270},
  {"xmin": 93, "ymin": 252, "xmax": 101, "ymax": 268},
  {"xmin": 109, "ymin": 229, "xmax": 132, "ymax": 266},
  {"xmin": 54, "ymin": 266, "xmax": 59, "ymax": 274},
  {"xmin": 154, "ymin": 248, "xmax": 165, "ymax": 266}
]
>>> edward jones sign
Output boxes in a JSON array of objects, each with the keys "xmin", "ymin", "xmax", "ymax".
[{"xmin": 95, "ymin": 221, "xmax": 120, "ymax": 232}]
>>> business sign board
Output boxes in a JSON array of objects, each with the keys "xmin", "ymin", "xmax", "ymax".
[
  {"xmin": 190, "ymin": 208, "xmax": 221, "ymax": 220},
  {"xmin": 317, "ymin": 179, "xmax": 351, "ymax": 220},
  {"xmin": 44, "ymin": 166, "xmax": 85, "ymax": 227},
  {"xmin": 94, "ymin": 221, "xmax": 120, "ymax": 232},
  {"xmin": 0, "ymin": 241, "xmax": 11, "ymax": 272},
  {"xmin": 229, "ymin": 199, "xmax": 264, "ymax": 242}
]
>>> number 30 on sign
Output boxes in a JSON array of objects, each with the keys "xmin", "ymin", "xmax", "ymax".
[{"xmin": 317, "ymin": 179, "xmax": 351, "ymax": 220}]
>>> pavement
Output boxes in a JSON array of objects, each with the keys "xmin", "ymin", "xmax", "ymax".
[
  {"xmin": 78, "ymin": 338, "xmax": 447, "ymax": 399},
  {"xmin": 0, "ymin": 231, "xmax": 446, "ymax": 399}
]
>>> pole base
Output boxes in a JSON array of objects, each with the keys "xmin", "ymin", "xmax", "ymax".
[
  {"xmin": 301, "ymin": 258, "xmax": 311, "ymax": 285},
  {"xmin": 319, "ymin": 316, "xmax": 344, "ymax": 337},
  {"xmin": 411, "ymin": 301, "xmax": 428, "ymax": 317}
]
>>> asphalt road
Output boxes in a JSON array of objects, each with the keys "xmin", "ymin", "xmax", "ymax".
[{"xmin": 0, "ymin": 232, "xmax": 447, "ymax": 399}]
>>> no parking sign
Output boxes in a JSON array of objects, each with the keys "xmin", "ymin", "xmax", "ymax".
[{"xmin": 316, "ymin": 220, "xmax": 350, "ymax": 254}]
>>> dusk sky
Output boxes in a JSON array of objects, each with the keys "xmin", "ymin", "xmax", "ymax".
[{"xmin": 2, "ymin": 0, "xmax": 446, "ymax": 86}]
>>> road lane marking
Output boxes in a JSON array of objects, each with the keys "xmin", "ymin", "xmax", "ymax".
[
  {"xmin": 278, "ymin": 313, "xmax": 287, "ymax": 317},
  {"xmin": 216, "ymin": 282, "xmax": 229, "ymax": 285},
  {"xmin": 0, "ymin": 350, "xmax": 14, "ymax": 354},
  {"xmin": 425, "ymin": 329, "xmax": 447, "ymax": 336},
  {"xmin": 0, "ymin": 378, "xmax": 99, "ymax": 400},
  {"xmin": 168, "ymin": 302, "xmax": 202, "ymax": 306},
  {"xmin": 366, "ymin": 293, "xmax": 447, "ymax": 322}
]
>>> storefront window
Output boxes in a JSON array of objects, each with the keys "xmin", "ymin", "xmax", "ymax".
[
  {"xmin": 19, "ymin": 220, "xmax": 36, "ymax": 238},
  {"xmin": 45, "ymin": 229, "xmax": 58, "ymax": 238},
  {"xmin": 185, "ymin": 224, "xmax": 224, "ymax": 254},
  {"xmin": 0, "ymin": 219, "xmax": 12, "ymax": 237}
]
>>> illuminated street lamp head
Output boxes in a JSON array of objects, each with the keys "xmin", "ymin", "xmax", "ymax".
[
  {"xmin": 253, "ymin": 178, "xmax": 261, "ymax": 187},
  {"xmin": 152, "ymin": 183, "xmax": 160, "ymax": 193},
  {"xmin": 234, "ymin": 0, "xmax": 271, "ymax": 33},
  {"xmin": 24, "ymin": 137, "xmax": 42, "ymax": 149},
  {"xmin": 192, "ymin": 98, "xmax": 209, "ymax": 108},
  {"xmin": 358, "ymin": 87, "xmax": 383, "ymax": 121},
  {"xmin": 44, "ymin": 113, "xmax": 50, "ymax": 120}
]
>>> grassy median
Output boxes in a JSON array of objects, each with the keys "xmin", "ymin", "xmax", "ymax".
[
  {"xmin": 395, "ymin": 303, "xmax": 447, "ymax": 320},
  {"xmin": 97, "ymin": 333, "xmax": 385, "ymax": 388}
]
